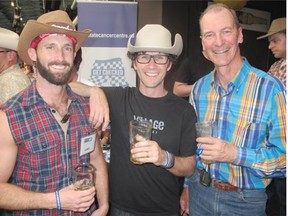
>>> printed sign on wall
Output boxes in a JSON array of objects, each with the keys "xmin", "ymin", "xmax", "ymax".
[{"xmin": 77, "ymin": 0, "xmax": 138, "ymax": 87}]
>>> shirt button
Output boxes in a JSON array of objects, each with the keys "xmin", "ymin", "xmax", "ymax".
[{"xmin": 42, "ymin": 143, "xmax": 47, "ymax": 148}]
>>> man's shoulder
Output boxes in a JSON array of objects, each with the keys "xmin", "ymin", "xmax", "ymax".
[
  {"xmin": 0, "ymin": 65, "xmax": 31, "ymax": 84},
  {"xmin": 168, "ymin": 93, "xmax": 195, "ymax": 111}
]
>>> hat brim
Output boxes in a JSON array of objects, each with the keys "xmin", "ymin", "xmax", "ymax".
[
  {"xmin": 127, "ymin": 33, "xmax": 183, "ymax": 56},
  {"xmin": 257, "ymin": 28, "xmax": 286, "ymax": 39},
  {"xmin": 0, "ymin": 28, "xmax": 19, "ymax": 51},
  {"xmin": 18, "ymin": 20, "xmax": 91, "ymax": 65}
]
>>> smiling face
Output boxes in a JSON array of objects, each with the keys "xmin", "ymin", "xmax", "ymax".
[
  {"xmin": 28, "ymin": 34, "xmax": 75, "ymax": 85},
  {"xmin": 200, "ymin": 6, "xmax": 243, "ymax": 68},
  {"xmin": 133, "ymin": 51, "xmax": 172, "ymax": 96}
]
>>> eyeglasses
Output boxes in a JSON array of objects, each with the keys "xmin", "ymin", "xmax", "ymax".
[{"xmin": 136, "ymin": 54, "xmax": 169, "ymax": 65}]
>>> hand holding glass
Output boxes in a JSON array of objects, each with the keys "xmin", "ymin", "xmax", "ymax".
[
  {"xmin": 129, "ymin": 119, "xmax": 152, "ymax": 164},
  {"xmin": 195, "ymin": 122, "xmax": 217, "ymax": 164},
  {"xmin": 73, "ymin": 163, "xmax": 95, "ymax": 190}
]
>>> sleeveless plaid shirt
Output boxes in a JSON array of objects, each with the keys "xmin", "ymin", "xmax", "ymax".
[{"xmin": 1, "ymin": 82, "xmax": 96, "ymax": 215}]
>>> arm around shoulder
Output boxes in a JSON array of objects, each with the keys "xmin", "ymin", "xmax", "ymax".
[{"xmin": 69, "ymin": 82, "xmax": 110, "ymax": 131}]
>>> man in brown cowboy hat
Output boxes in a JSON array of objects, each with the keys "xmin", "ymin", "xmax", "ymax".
[
  {"xmin": 72, "ymin": 24, "xmax": 197, "ymax": 215},
  {"xmin": 257, "ymin": 17, "xmax": 286, "ymax": 85},
  {"xmin": 0, "ymin": 10, "xmax": 109, "ymax": 215},
  {"xmin": 257, "ymin": 17, "xmax": 286, "ymax": 216},
  {"xmin": 0, "ymin": 27, "xmax": 31, "ymax": 104}
]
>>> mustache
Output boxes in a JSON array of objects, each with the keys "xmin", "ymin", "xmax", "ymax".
[{"xmin": 48, "ymin": 61, "xmax": 70, "ymax": 67}]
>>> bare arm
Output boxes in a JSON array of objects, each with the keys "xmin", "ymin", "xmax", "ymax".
[
  {"xmin": 90, "ymin": 136, "xmax": 109, "ymax": 215},
  {"xmin": 0, "ymin": 110, "xmax": 56, "ymax": 210},
  {"xmin": 69, "ymin": 82, "xmax": 110, "ymax": 131},
  {"xmin": 173, "ymin": 81, "xmax": 192, "ymax": 98},
  {"xmin": 0, "ymin": 110, "xmax": 96, "ymax": 212}
]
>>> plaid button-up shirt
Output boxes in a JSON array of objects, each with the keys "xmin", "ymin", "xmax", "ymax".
[
  {"xmin": 190, "ymin": 58, "xmax": 286, "ymax": 189},
  {"xmin": 1, "ymin": 82, "xmax": 96, "ymax": 215},
  {"xmin": 268, "ymin": 58, "xmax": 286, "ymax": 86}
]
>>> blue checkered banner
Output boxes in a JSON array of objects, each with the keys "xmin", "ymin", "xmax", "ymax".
[{"xmin": 77, "ymin": 1, "xmax": 137, "ymax": 87}]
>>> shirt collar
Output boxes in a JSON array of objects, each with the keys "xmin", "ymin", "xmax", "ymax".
[
  {"xmin": 210, "ymin": 57, "xmax": 251, "ymax": 93},
  {"xmin": 21, "ymin": 82, "xmax": 81, "ymax": 107}
]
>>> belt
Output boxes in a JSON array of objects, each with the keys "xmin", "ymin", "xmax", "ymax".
[{"xmin": 197, "ymin": 169, "xmax": 239, "ymax": 192}]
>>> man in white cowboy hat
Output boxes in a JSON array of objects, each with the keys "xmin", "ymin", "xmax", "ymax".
[
  {"xmin": 257, "ymin": 17, "xmax": 286, "ymax": 216},
  {"xmin": 0, "ymin": 10, "xmax": 109, "ymax": 215},
  {"xmin": 0, "ymin": 27, "xmax": 31, "ymax": 104},
  {"xmin": 72, "ymin": 24, "xmax": 197, "ymax": 215}
]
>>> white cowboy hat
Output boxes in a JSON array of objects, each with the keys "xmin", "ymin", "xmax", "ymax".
[
  {"xmin": 127, "ymin": 24, "xmax": 183, "ymax": 56},
  {"xmin": 257, "ymin": 17, "xmax": 286, "ymax": 39},
  {"xmin": 0, "ymin": 27, "xmax": 19, "ymax": 51},
  {"xmin": 18, "ymin": 10, "xmax": 91, "ymax": 65}
]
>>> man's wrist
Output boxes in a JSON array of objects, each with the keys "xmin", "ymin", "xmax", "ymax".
[{"xmin": 160, "ymin": 151, "xmax": 175, "ymax": 169}]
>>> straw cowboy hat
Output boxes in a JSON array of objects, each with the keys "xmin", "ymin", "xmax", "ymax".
[
  {"xmin": 257, "ymin": 17, "xmax": 286, "ymax": 39},
  {"xmin": 127, "ymin": 24, "xmax": 183, "ymax": 57},
  {"xmin": 18, "ymin": 10, "xmax": 92, "ymax": 65},
  {"xmin": 0, "ymin": 27, "xmax": 19, "ymax": 51}
]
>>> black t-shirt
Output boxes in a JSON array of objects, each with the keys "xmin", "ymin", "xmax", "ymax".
[
  {"xmin": 175, "ymin": 57, "xmax": 211, "ymax": 85},
  {"xmin": 103, "ymin": 87, "xmax": 197, "ymax": 215}
]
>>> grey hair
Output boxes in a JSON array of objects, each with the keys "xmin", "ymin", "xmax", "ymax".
[{"xmin": 199, "ymin": 3, "xmax": 241, "ymax": 35}]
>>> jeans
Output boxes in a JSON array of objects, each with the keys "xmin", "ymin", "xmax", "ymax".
[
  {"xmin": 109, "ymin": 206, "xmax": 180, "ymax": 216},
  {"xmin": 109, "ymin": 206, "xmax": 136, "ymax": 216},
  {"xmin": 266, "ymin": 178, "xmax": 286, "ymax": 216},
  {"xmin": 188, "ymin": 171, "xmax": 267, "ymax": 216}
]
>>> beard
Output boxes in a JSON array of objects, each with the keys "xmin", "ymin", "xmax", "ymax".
[{"xmin": 35, "ymin": 59, "xmax": 73, "ymax": 86}]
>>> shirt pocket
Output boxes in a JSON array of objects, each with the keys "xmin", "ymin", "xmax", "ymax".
[{"xmin": 24, "ymin": 131, "xmax": 64, "ymax": 178}]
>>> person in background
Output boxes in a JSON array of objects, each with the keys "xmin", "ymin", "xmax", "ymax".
[
  {"xmin": 0, "ymin": 27, "xmax": 31, "ymax": 104},
  {"xmin": 0, "ymin": 10, "xmax": 109, "ymax": 215},
  {"xmin": 69, "ymin": 47, "xmax": 83, "ymax": 83},
  {"xmin": 257, "ymin": 17, "xmax": 286, "ymax": 216},
  {"xmin": 71, "ymin": 24, "xmax": 197, "ymax": 215},
  {"xmin": 181, "ymin": 3, "xmax": 286, "ymax": 216},
  {"xmin": 173, "ymin": 56, "xmax": 210, "ymax": 99},
  {"xmin": 257, "ymin": 17, "xmax": 286, "ymax": 85},
  {"xmin": 21, "ymin": 62, "xmax": 35, "ymax": 81}
]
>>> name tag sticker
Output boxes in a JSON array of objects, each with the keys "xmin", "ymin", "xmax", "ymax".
[{"xmin": 80, "ymin": 133, "xmax": 96, "ymax": 156}]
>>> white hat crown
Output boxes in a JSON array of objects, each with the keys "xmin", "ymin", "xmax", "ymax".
[
  {"xmin": 0, "ymin": 28, "xmax": 19, "ymax": 51},
  {"xmin": 128, "ymin": 24, "xmax": 183, "ymax": 56}
]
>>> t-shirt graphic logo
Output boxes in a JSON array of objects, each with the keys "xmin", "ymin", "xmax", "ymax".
[{"xmin": 89, "ymin": 58, "xmax": 129, "ymax": 87}]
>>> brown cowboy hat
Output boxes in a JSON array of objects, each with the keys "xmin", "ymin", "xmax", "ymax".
[
  {"xmin": 18, "ymin": 10, "xmax": 91, "ymax": 65},
  {"xmin": 257, "ymin": 17, "xmax": 286, "ymax": 39}
]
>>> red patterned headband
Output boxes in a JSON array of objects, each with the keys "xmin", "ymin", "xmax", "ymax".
[{"xmin": 30, "ymin": 33, "xmax": 77, "ymax": 49}]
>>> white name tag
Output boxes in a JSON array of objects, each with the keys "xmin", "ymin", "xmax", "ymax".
[{"xmin": 80, "ymin": 133, "xmax": 96, "ymax": 156}]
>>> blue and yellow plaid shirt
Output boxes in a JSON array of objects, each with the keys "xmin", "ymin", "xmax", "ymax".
[{"xmin": 190, "ymin": 58, "xmax": 286, "ymax": 189}]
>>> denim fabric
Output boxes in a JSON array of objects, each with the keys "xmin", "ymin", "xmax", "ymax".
[
  {"xmin": 188, "ymin": 171, "xmax": 267, "ymax": 216},
  {"xmin": 109, "ymin": 206, "xmax": 135, "ymax": 216},
  {"xmin": 109, "ymin": 206, "xmax": 179, "ymax": 216},
  {"xmin": 266, "ymin": 178, "xmax": 286, "ymax": 216}
]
